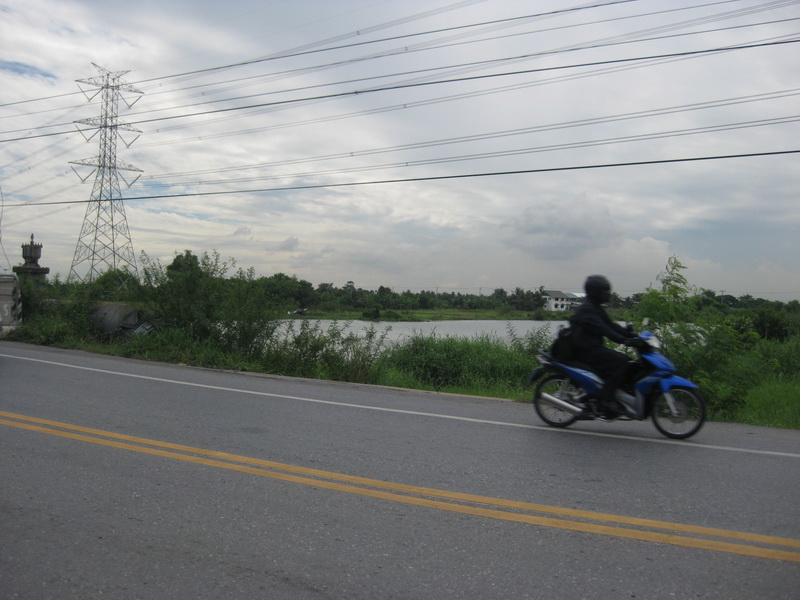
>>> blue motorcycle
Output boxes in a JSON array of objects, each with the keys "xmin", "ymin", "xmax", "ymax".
[{"xmin": 529, "ymin": 331, "xmax": 706, "ymax": 439}]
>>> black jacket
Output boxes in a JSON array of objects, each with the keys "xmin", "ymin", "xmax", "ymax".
[{"xmin": 570, "ymin": 300, "xmax": 628, "ymax": 352}]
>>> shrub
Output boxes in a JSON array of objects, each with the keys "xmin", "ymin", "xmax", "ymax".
[
  {"xmin": 318, "ymin": 323, "xmax": 391, "ymax": 383},
  {"xmin": 507, "ymin": 322, "xmax": 554, "ymax": 355},
  {"xmin": 9, "ymin": 306, "xmax": 90, "ymax": 346},
  {"xmin": 215, "ymin": 267, "xmax": 282, "ymax": 359},
  {"xmin": 259, "ymin": 320, "xmax": 391, "ymax": 384}
]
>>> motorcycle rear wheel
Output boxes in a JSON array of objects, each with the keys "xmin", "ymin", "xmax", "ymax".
[
  {"xmin": 533, "ymin": 375, "xmax": 580, "ymax": 427},
  {"xmin": 651, "ymin": 386, "xmax": 706, "ymax": 439}
]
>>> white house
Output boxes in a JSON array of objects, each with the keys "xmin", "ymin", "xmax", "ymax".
[{"xmin": 542, "ymin": 290, "xmax": 583, "ymax": 311}]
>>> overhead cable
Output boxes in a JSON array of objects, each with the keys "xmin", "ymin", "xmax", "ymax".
[{"xmin": 4, "ymin": 149, "xmax": 798, "ymax": 207}]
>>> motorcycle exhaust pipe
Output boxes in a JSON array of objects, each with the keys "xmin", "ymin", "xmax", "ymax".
[{"xmin": 540, "ymin": 392, "xmax": 584, "ymax": 415}]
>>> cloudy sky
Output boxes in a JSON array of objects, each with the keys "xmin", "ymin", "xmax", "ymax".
[{"xmin": 1, "ymin": 0, "xmax": 799, "ymax": 300}]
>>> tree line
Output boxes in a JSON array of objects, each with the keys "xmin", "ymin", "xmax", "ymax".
[{"xmin": 29, "ymin": 249, "xmax": 800, "ymax": 331}]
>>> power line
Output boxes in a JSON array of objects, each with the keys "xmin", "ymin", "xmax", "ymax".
[
  {"xmin": 3, "ymin": 1, "xmax": 798, "ymax": 218},
  {"xmin": 135, "ymin": 88, "xmax": 800, "ymax": 180},
  {"xmin": 2, "ymin": 0, "xmax": 794, "ymax": 163},
  {"xmin": 112, "ymin": 0, "xmax": 781, "ymax": 117},
  {"xmin": 10, "ymin": 89, "xmax": 797, "ymax": 200},
  {"xmin": 127, "ymin": 38, "xmax": 800, "ymax": 125},
  {"xmin": 124, "ymin": 0, "xmax": 796, "ymax": 96},
  {"xmin": 122, "ymin": 0, "xmax": 798, "ymax": 113},
  {"xmin": 3, "ymin": 37, "xmax": 797, "ymax": 145},
  {"xmin": 4, "ymin": 0, "xmax": 796, "ymax": 129},
  {"xmin": 111, "ymin": 19, "xmax": 800, "ymax": 125},
  {"xmin": 0, "ymin": 0, "xmax": 640, "ymax": 109},
  {"xmin": 128, "ymin": 0, "xmax": 644, "ymax": 86},
  {"xmin": 5, "ymin": 1, "xmax": 796, "ymax": 117},
  {"xmin": 132, "ymin": 47, "xmax": 800, "ymax": 149},
  {"xmin": 130, "ymin": 114, "xmax": 799, "ymax": 189},
  {"xmin": 5, "ymin": 149, "xmax": 798, "ymax": 207}
]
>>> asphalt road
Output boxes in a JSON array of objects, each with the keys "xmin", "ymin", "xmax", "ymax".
[{"xmin": 1, "ymin": 341, "xmax": 798, "ymax": 599}]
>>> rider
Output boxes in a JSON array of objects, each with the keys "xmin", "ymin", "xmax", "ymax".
[{"xmin": 569, "ymin": 275, "xmax": 643, "ymax": 413}]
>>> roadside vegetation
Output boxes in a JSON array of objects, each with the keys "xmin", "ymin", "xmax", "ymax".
[{"xmin": 8, "ymin": 251, "xmax": 799, "ymax": 429}]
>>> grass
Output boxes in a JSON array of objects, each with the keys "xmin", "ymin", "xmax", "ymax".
[
  {"xmin": 732, "ymin": 376, "xmax": 800, "ymax": 429},
  {"xmin": 383, "ymin": 332, "xmax": 531, "ymax": 392}
]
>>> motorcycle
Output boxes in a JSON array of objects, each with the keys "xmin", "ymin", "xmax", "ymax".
[{"xmin": 528, "ymin": 330, "xmax": 706, "ymax": 439}]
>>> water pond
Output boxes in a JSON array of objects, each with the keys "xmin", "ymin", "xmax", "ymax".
[{"xmin": 305, "ymin": 319, "xmax": 568, "ymax": 345}]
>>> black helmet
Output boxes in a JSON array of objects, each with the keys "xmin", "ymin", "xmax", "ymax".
[{"xmin": 584, "ymin": 274, "xmax": 612, "ymax": 304}]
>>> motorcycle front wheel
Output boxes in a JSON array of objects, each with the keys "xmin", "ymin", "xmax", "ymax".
[
  {"xmin": 651, "ymin": 386, "xmax": 706, "ymax": 439},
  {"xmin": 533, "ymin": 375, "xmax": 580, "ymax": 427}
]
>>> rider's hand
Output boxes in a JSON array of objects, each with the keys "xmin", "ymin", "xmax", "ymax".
[{"xmin": 626, "ymin": 337, "xmax": 650, "ymax": 351}]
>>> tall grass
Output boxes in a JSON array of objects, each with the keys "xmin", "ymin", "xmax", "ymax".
[
  {"xmin": 379, "ymin": 328, "xmax": 544, "ymax": 399},
  {"xmin": 733, "ymin": 376, "xmax": 800, "ymax": 429},
  {"xmin": 118, "ymin": 320, "xmax": 393, "ymax": 383},
  {"xmin": 259, "ymin": 320, "xmax": 391, "ymax": 383}
]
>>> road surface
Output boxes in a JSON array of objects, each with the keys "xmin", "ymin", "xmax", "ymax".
[{"xmin": 1, "ymin": 341, "xmax": 798, "ymax": 599}]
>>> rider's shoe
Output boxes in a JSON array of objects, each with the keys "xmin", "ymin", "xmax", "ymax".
[{"xmin": 595, "ymin": 399, "xmax": 623, "ymax": 417}]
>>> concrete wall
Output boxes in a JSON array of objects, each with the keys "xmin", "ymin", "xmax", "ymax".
[{"xmin": 0, "ymin": 274, "xmax": 22, "ymax": 336}]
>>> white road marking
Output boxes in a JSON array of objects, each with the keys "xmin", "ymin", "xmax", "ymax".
[{"xmin": 3, "ymin": 352, "xmax": 798, "ymax": 459}]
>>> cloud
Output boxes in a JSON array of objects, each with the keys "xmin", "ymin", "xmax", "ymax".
[
  {"xmin": 2, "ymin": 0, "xmax": 799, "ymax": 301},
  {"xmin": 271, "ymin": 236, "xmax": 300, "ymax": 252},
  {"xmin": 501, "ymin": 197, "xmax": 623, "ymax": 260}
]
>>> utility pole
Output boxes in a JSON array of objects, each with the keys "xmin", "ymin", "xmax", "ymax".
[{"xmin": 68, "ymin": 63, "xmax": 143, "ymax": 283}]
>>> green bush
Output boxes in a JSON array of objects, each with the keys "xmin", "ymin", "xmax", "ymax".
[
  {"xmin": 632, "ymin": 257, "xmax": 799, "ymax": 422},
  {"xmin": 9, "ymin": 298, "xmax": 93, "ymax": 346}
]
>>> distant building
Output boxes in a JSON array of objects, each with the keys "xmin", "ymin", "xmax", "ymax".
[{"xmin": 542, "ymin": 290, "xmax": 583, "ymax": 311}]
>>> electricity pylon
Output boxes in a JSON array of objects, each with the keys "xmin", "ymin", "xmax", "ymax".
[{"xmin": 68, "ymin": 63, "xmax": 143, "ymax": 283}]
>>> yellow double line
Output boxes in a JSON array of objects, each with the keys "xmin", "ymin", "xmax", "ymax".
[{"xmin": 2, "ymin": 410, "xmax": 799, "ymax": 563}]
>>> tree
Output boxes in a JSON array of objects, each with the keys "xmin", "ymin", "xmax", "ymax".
[
  {"xmin": 491, "ymin": 288, "xmax": 508, "ymax": 302},
  {"xmin": 508, "ymin": 287, "xmax": 545, "ymax": 311},
  {"xmin": 634, "ymin": 255, "xmax": 703, "ymax": 360},
  {"xmin": 262, "ymin": 273, "xmax": 315, "ymax": 308},
  {"xmin": 141, "ymin": 250, "xmax": 232, "ymax": 338},
  {"xmin": 375, "ymin": 285, "xmax": 396, "ymax": 310},
  {"xmin": 637, "ymin": 255, "xmax": 694, "ymax": 327}
]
